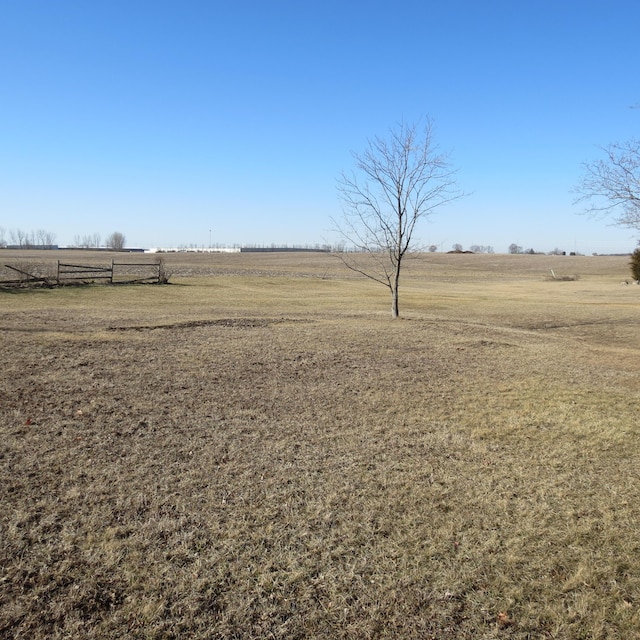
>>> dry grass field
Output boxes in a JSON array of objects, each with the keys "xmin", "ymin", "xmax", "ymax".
[{"xmin": 1, "ymin": 250, "xmax": 639, "ymax": 639}]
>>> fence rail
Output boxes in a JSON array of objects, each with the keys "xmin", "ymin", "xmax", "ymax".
[{"xmin": 57, "ymin": 262, "xmax": 114, "ymax": 284}]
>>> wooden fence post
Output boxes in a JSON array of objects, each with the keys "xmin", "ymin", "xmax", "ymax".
[{"xmin": 110, "ymin": 259, "xmax": 114, "ymax": 284}]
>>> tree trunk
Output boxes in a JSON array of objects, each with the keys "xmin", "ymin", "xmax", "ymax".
[{"xmin": 391, "ymin": 263, "xmax": 401, "ymax": 318}]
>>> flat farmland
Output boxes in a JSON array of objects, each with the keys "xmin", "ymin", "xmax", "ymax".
[{"xmin": 1, "ymin": 250, "xmax": 639, "ymax": 639}]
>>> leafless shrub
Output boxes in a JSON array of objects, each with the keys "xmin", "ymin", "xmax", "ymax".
[{"xmin": 157, "ymin": 258, "xmax": 172, "ymax": 284}]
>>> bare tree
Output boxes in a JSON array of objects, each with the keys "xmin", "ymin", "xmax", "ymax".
[
  {"xmin": 575, "ymin": 139, "xmax": 640, "ymax": 232},
  {"xmin": 25, "ymin": 231, "xmax": 36, "ymax": 249},
  {"xmin": 334, "ymin": 119, "xmax": 462, "ymax": 318},
  {"xmin": 0, "ymin": 227, "xmax": 6, "ymax": 248},
  {"xmin": 35, "ymin": 229, "xmax": 56, "ymax": 247},
  {"xmin": 508, "ymin": 243, "xmax": 522, "ymax": 254},
  {"xmin": 10, "ymin": 229, "xmax": 25, "ymax": 247},
  {"xmin": 106, "ymin": 231, "xmax": 126, "ymax": 251}
]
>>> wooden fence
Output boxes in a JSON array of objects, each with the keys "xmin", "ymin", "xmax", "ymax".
[{"xmin": 0, "ymin": 260, "xmax": 165, "ymax": 288}]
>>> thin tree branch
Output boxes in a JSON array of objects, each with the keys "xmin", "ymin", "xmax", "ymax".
[{"xmin": 574, "ymin": 139, "xmax": 640, "ymax": 231}]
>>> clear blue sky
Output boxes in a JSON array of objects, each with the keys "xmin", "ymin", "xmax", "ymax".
[{"xmin": 1, "ymin": 0, "xmax": 638, "ymax": 253}]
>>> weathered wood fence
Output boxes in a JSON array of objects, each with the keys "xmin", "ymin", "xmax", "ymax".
[
  {"xmin": 0, "ymin": 260, "xmax": 165, "ymax": 288},
  {"xmin": 56, "ymin": 261, "xmax": 162, "ymax": 285}
]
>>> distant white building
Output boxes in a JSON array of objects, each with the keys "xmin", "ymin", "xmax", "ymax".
[{"xmin": 145, "ymin": 247, "xmax": 241, "ymax": 254}]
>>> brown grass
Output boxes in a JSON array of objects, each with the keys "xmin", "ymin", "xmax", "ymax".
[{"xmin": 1, "ymin": 250, "xmax": 639, "ymax": 638}]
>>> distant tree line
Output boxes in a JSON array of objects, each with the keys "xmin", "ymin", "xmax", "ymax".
[
  {"xmin": 0, "ymin": 227, "xmax": 56, "ymax": 248},
  {"xmin": 508, "ymin": 244, "xmax": 568, "ymax": 255},
  {"xmin": 442, "ymin": 243, "xmax": 573, "ymax": 255},
  {"xmin": 72, "ymin": 233, "xmax": 102, "ymax": 248},
  {"xmin": 240, "ymin": 242, "xmax": 333, "ymax": 252},
  {"xmin": 446, "ymin": 244, "xmax": 494, "ymax": 253},
  {"xmin": 72, "ymin": 232, "xmax": 126, "ymax": 250},
  {"xmin": 0, "ymin": 228, "xmax": 127, "ymax": 251},
  {"xmin": 469, "ymin": 245, "xmax": 495, "ymax": 254}
]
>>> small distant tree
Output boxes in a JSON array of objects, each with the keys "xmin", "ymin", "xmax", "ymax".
[
  {"xmin": 24, "ymin": 231, "xmax": 36, "ymax": 249},
  {"xmin": 452, "ymin": 243, "xmax": 463, "ymax": 252},
  {"xmin": 35, "ymin": 229, "xmax": 56, "ymax": 247},
  {"xmin": 106, "ymin": 231, "xmax": 126, "ymax": 251},
  {"xmin": 0, "ymin": 227, "xmax": 6, "ymax": 248},
  {"xmin": 334, "ymin": 118, "xmax": 462, "ymax": 318},
  {"xmin": 10, "ymin": 229, "xmax": 25, "ymax": 247},
  {"xmin": 428, "ymin": 244, "xmax": 438, "ymax": 252},
  {"xmin": 508, "ymin": 243, "xmax": 522, "ymax": 254}
]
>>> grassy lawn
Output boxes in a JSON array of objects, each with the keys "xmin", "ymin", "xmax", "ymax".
[{"xmin": 1, "ymin": 251, "xmax": 639, "ymax": 638}]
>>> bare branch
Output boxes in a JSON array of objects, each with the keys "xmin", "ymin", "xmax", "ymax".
[{"xmin": 574, "ymin": 139, "xmax": 640, "ymax": 232}]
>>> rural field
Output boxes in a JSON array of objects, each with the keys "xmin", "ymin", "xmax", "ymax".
[{"xmin": 1, "ymin": 249, "xmax": 639, "ymax": 639}]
